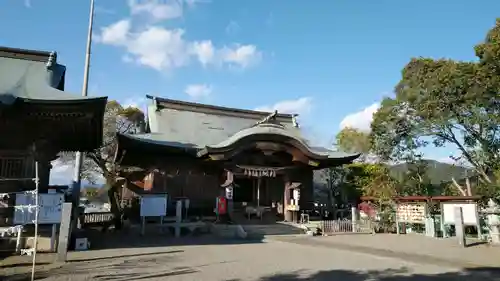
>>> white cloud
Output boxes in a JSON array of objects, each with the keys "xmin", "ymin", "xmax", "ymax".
[
  {"xmin": 191, "ymin": 40, "xmax": 215, "ymax": 66},
  {"xmin": 339, "ymin": 103, "xmax": 380, "ymax": 132},
  {"xmin": 436, "ymin": 156, "xmax": 458, "ymax": 165},
  {"xmin": 122, "ymin": 96, "xmax": 148, "ymax": 112},
  {"xmin": 190, "ymin": 41, "xmax": 261, "ymax": 69},
  {"xmin": 96, "ymin": 2, "xmax": 261, "ymax": 72},
  {"xmin": 225, "ymin": 21, "xmax": 241, "ymax": 35},
  {"xmin": 255, "ymin": 97, "xmax": 313, "ymax": 115},
  {"xmin": 219, "ymin": 45, "xmax": 261, "ymax": 68},
  {"xmin": 128, "ymin": 0, "xmax": 208, "ymax": 21},
  {"xmin": 97, "ymin": 22, "xmax": 261, "ymax": 72},
  {"xmin": 128, "ymin": 0, "xmax": 183, "ymax": 21},
  {"xmin": 184, "ymin": 84, "xmax": 212, "ymax": 99},
  {"xmin": 98, "ymin": 20, "xmax": 131, "ymax": 46}
]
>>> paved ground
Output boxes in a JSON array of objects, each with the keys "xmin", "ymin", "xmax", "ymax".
[
  {"xmin": 2, "ymin": 236, "xmax": 499, "ymax": 281},
  {"xmin": 270, "ymin": 233, "xmax": 500, "ymax": 268}
]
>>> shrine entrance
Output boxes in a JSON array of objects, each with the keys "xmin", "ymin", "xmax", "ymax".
[{"xmin": 229, "ymin": 166, "xmax": 287, "ymax": 224}]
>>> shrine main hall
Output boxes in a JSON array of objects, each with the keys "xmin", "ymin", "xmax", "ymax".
[{"xmin": 115, "ymin": 95, "xmax": 359, "ymax": 222}]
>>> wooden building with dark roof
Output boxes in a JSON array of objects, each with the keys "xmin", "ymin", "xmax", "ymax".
[
  {"xmin": 0, "ymin": 46, "xmax": 107, "ymax": 225},
  {"xmin": 115, "ymin": 95, "xmax": 359, "ymax": 222}
]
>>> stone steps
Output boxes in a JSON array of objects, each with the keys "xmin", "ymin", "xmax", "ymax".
[
  {"xmin": 243, "ymin": 223, "xmax": 305, "ymax": 238},
  {"xmin": 210, "ymin": 224, "xmax": 247, "ymax": 239}
]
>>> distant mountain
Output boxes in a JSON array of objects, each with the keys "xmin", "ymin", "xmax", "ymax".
[
  {"xmin": 389, "ymin": 159, "xmax": 474, "ymax": 185},
  {"xmin": 313, "ymin": 159, "xmax": 474, "ymax": 189}
]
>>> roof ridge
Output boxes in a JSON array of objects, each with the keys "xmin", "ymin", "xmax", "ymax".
[
  {"xmin": 0, "ymin": 46, "xmax": 55, "ymax": 62},
  {"xmin": 146, "ymin": 94, "xmax": 296, "ymax": 119}
]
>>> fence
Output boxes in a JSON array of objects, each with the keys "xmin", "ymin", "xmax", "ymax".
[
  {"xmin": 80, "ymin": 212, "xmax": 114, "ymax": 227},
  {"xmin": 320, "ymin": 219, "xmax": 374, "ymax": 235}
]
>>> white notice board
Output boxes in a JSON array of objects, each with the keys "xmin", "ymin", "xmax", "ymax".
[
  {"xmin": 442, "ymin": 203, "xmax": 479, "ymax": 225},
  {"xmin": 140, "ymin": 195, "xmax": 167, "ymax": 217},
  {"xmin": 14, "ymin": 193, "xmax": 64, "ymax": 225}
]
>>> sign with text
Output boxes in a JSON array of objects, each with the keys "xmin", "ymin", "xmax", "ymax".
[
  {"xmin": 396, "ymin": 203, "xmax": 426, "ymax": 224},
  {"xmin": 14, "ymin": 193, "xmax": 64, "ymax": 225},
  {"xmin": 140, "ymin": 195, "xmax": 167, "ymax": 217}
]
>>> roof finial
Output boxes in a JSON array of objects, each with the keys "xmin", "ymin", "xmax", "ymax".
[
  {"xmin": 255, "ymin": 110, "xmax": 278, "ymax": 126},
  {"xmin": 46, "ymin": 51, "xmax": 57, "ymax": 68},
  {"xmin": 292, "ymin": 114, "xmax": 300, "ymax": 128}
]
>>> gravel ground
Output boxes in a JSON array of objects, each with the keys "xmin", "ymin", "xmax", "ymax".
[{"xmin": 2, "ymin": 237, "xmax": 498, "ymax": 281}]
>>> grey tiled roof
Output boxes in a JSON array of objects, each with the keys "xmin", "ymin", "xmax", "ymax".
[
  {"xmin": 0, "ymin": 48, "xmax": 104, "ymax": 105},
  {"xmin": 147, "ymin": 104, "xmax": 302, "ymax": 148},
  {"xmin": 120, "ymin": 133, "xmax": 200, "ymax": 149},
  {"xmin": 121, "ymin": 96, "xmax": 360, "ymax": 161}
]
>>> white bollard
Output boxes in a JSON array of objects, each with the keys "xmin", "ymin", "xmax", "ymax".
[{"xmin": 15, "ymin": 226, "xmax": 23, "ymax": 253}]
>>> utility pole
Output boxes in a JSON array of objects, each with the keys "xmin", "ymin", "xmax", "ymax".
[{"xmin": 72, "ymin": 0, "xmax": 95, "ymax": 220}]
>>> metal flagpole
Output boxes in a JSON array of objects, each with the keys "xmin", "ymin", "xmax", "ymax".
[
  {"xmin": 31, "ymin": 160, "xmax": 39, "ymax": 281},
  {"xmin": 72, "ymin": 0, "xmax": 95, "ymax": 211}
]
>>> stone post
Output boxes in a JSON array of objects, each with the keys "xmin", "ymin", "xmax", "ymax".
[
  {"xmin": 351, "ymin": 206, "xmax": 359, "ymax": 233},
  {"xmin": 487, "ymin": 199, "xmax": 500, "ymax": 244},
  {"xmin": 56, "ymin": 203, "xmax": 72, "ymax": 262},
  {"xmin": 424, "ymin": 202, "xmax": 435, "ymax": 237},
  {"xmin": 175, "ymin": 200, "xmax": 182, "ymax": 238},
  {"xmin": 454, "ymin": 207, "xmax": 466, "ymax": 247}
]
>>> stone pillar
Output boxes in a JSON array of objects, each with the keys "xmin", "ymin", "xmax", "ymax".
[
  {"xmin": 454, "ymin": 207, "xmax": 466, "ymax": 247},
  {"xmin": 351, "ymin": 206, "xmax": 359, "ymax": 233},
  {"xmin": 424, "ymin": 203, "xmax": 436, "ymax": 238},
  {"xmin": 175, "ymin": 200, "xmax": 182, "ymax": 238},
  {"xmin": 487, "ymin": 199, "xmax": 500, "ymax": 244}
]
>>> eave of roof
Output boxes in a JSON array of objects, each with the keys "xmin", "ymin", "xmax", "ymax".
[{"xmin": 116, "ymin": 130, "xmax": 360, "ymax": 166}]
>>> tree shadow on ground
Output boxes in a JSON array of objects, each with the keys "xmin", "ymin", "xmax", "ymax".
[
  {"xmin": 2, "ymin": 249, "xmax": 192, "ymax": 281},
  {"xmin": 83, "ymin": 227, "xmax": 264, "ymax": 250},
  {"xmin": 251, "ymin": 267, "xmax": 500, "ymax": 281}
]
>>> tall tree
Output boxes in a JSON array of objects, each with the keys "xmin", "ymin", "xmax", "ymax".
[
  {"xmin": 61, "ymin": 100, "xmax": 145, "ymax": 185},
  {"xmin": 60, "ymin": 100, "xmax": 145, "ymax": 228},
  {"xmin": 370, "ymin": 19, "xmax": 500, "ymax": 199},
  {"xmin": 60, "ymin": 101, "xmax": 145, "ymax": 217},
  {"xmin": 335, "ymin": 127, "xmax": 372, "ymax": 161}
]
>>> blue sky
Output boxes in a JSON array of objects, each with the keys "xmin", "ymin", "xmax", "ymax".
[{"xmin": 1, "ymin": 0, "xmax": 499, "ymax": 183}]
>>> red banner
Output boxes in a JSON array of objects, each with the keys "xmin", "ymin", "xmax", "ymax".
[{"xmin": 217, "ymin": 196, "xmax": 227, "ymax": 215}]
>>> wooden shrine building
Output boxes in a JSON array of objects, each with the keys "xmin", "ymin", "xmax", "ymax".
[
  {"xmin": 115, "ymin": 95, "xmax": 359, "ymax": 222},
  {"xmin": 0, "ymin": 46, "xmax": 107, "ymax": 224}
]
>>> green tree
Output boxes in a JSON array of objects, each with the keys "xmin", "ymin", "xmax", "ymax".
[
  {"xmin": 395, "ymin": 159, "xmax": 435, "ymax": 196},
  {"xmin": 60, "ymin": 100, "xmax": 145, "ymax": 225},
  {"xmin": 335, "ymin": 127, "xmax": 371, "ymax": 155},
  {"xmin": 370, "ymin": 19, "xmax": 500, "ymax": 199},
  {"xmin": 62, "ymin": 100, "xmax": 145, "ymax": 184}
]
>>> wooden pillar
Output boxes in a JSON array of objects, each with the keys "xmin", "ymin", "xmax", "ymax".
[
  {"xmin": 284, "ymin": 180, "xmax": 292, "ymax": 222},
  {"xmin": 256, "ymin": 178, "xmax": 261, "ymax": 207}
]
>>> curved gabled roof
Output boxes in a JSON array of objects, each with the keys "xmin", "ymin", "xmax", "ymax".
[{"xmin": 197, "ymin": 123, "xmax": 360, "ymax": 162}]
